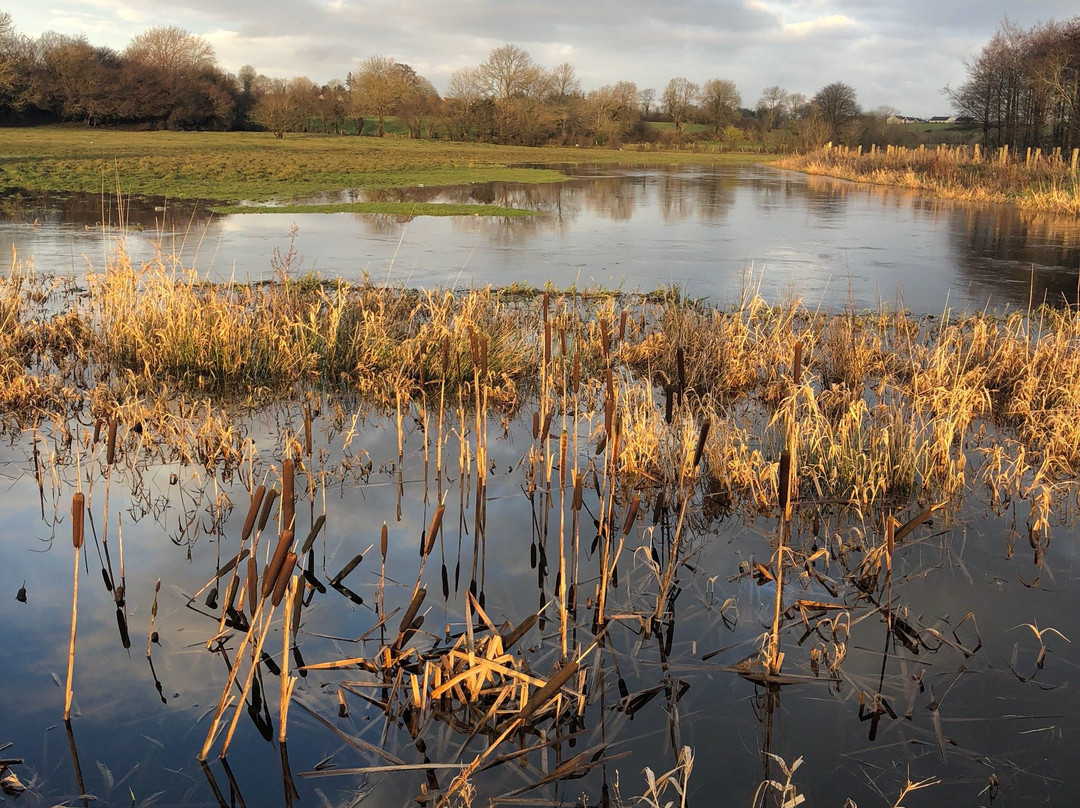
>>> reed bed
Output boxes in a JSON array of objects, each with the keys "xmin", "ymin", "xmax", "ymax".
[
  {"xmin": 779, "ymin": 143, "xmax": 1080, "ymax": 214},
  {"xmin": 13, "ymin": 250, "xmax": 1080, "ymax": 803},
  {"xmin": 5, "ymin": 247, "xmax": 1080, "ymax": 534}
]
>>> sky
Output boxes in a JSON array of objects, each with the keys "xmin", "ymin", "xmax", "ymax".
[{"xmin": 8, "ymin": 1, "xmax": 1080, "ymax": 116}]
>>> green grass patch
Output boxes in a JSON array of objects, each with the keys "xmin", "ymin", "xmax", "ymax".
[
  {"xmin": 0, "ymin": 128, "xmax": 772, "ymax": 204},
  {"xmin": 210, "ymin": 201, "xmax": 536, "ymax": 217}
]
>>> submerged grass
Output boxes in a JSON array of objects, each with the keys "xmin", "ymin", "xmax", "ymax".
[{"xmin": 779, "ymin": 143, "xmax": 1080, "ymax": 214}]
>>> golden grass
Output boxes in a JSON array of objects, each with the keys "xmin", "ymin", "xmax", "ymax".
[
  {"xmin": 779, "ymin": 144, "xmax": 1080, "ymax": 215},
  {"xmin": 5, "ymin": 245, "xmax": 1080, "ymax": 535}
]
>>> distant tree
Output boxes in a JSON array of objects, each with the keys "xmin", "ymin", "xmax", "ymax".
[
  {"xmin": 587, "ymin": 81, "xmax": 641, "ymax": 145},
  {"xmin": 548, "ymin": 62, "xmax": 581, "ymax": 100},
  {"xmin": 124, "ymin": 26, "xmax": 214, "ymax": 76},
  {"xmin": 639, "ymin": 87, "xmax": 656, "ymax": 118},
  {"xmin": 662, "ymin": 77, "xmax": 698, "ymax": 135},
  {"xmin": 700, "ymin": 78, "xmax": 741, "ymax": 134},
  {"xmin": 477, "ymin": 44, "xmax": 547, "ymax": 103},
  {"xmin": 812, "ymin": 81, "xmax": 861, "ymax": 142},
  {"xmin": 398, "ymin": 71, "xmax": 440, "ymax": 138},
  {"xmin": 475, "ymin": 45, "xmax": 552, "ymax": 143},
  {"xmin": 756, "ymin": 85, "xmax": 789, "ymax": 130},
  {"xmin": 348, "ymin": 54, "xmax": 407, "ymax": 136},
  {"xmin": 444, "ymin": 66, "xmax": 483, "ymax": 140}
]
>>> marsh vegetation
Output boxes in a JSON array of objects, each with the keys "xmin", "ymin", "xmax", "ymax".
[{"xmin": 4, "ymin": 243, "xmax": 1080, "ymax": 805}]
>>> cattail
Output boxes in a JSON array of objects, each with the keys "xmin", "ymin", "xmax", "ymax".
[
  {"xmin": 331, "ymin": 554, "xmax": 364, "ymax": 586},
  {"xmin": 282, "ymin": 459, "xmax": 295, "ymax": 532},
  {"xmin": 692, "ymin": 419, "xmax": 711, "ymax": 468},
  {"xmin": 72, "ymin": 493, "xmax": 84, "ymax": 549},
  {"xmin": 300, "ymin": 514, "xmax": 325, "ymax": 555},
  {"xmin": 257, "ymin": 489, "xmax": 280, "ymax": 533},
  {"xmin": 242, "ymin": 485, "xmax": 266, "ymax": 542},
  {"xmin": 600, "ymin": 318, "xmax": 610, "ymax": 357},
  {"xmin": 518, "ymin": 661, "xmax": 580, "ymax": 722},
  {"xmin": 422, "ymin": 505, "xmax": 445, "ymax": 557},
  {"xmin": 397, "ymin": 587, "xmax": 427, "ymax": 636},
  {"xmin": 270, "ymin": 553, "xmax": 296, "ymax": 607},
  {"xmin": 793, "ymin": 341, "xmax": 803, "ymax": 386},
  {"xmin": 303, "ymin": 407, "xmax": 312, "ymax": 456},
  {"xmin": 380, "ymin": 522, "xmax": 388, "ymax": 562},
  {"xmin": 620, "ymin": 495, "xmax": 640, "ymax": 537},
  {"xmin": 572, "ymin": 474, "xmax": 584, "ymax": 512},
  {"xmin": 262, "ymin": 530, "xmax": 294, "ymax": 601},
  {"xmin": 778, "ymin": 450, "xmax": 792, "ymax": 515},
  {"xmin": 106, "ymin": 418, "xmax": 118, "ymax": 465},
  {"xmin": 619, "ymin": 310, "xmax": 627, "ymax": 342}
]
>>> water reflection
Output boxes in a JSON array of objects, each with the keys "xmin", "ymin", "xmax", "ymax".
[{"xmin": 3, "ymin": 165, "xmax": 1080, "ymax": 313}]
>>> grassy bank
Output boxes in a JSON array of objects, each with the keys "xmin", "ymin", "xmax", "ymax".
[
  {"xmin": 0, "ymin": 128, "xmax": 772, "ymax": 205},
  {"xmin": 779, "ymin": 144, "xmax": 1080, "ymax": 214}
]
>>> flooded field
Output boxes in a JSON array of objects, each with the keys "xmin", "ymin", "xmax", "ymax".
[
  {"xmin": 5, "ymin": 163, "xmax": 1080, "ymax": 313},
  {"xmin": 3, "ymin": 267, "xmax": 1080, "ymax": 807}
]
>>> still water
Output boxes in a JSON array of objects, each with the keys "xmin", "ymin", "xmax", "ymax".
[
  {"xmin": 3, "ymin": 166, "xmax": 1080, "ymax": 808},
  {"xmin": 4, "ymin": 163, "xmax": 1080, "ymax": 313}
]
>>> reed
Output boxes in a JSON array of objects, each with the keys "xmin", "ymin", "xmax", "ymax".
[{"xmin": 779, "ymin": 143, "xmax": 1080, "ymax": 215}]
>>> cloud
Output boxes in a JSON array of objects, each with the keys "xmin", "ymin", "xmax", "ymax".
[{"xmin": 8, "ymin": 0, "xmax": 1079, "ymax": 116}]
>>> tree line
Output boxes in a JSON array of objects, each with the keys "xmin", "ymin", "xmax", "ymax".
[
  {"xmin": 949, "ymin": 17, "xmax": 1080, "ymax": 152},
  {"xmin": 0, "ymin": 11, "xmax": 911, "ymax": 149}
]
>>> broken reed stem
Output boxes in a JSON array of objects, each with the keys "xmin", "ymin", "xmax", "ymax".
[
  {"xmin": 280, "ymin": 576, "xmax": 297, "ymax": 743},
  {"xmin": 199, "ymin": 595, "xmax": 271, "ymax": 761},
  {"xmin": 64, "ymin": 492, "xmax": 84, "ymax": 722},
  {"xmin": 769, "ymin": 340, "xmax": 802, "ymax": 676},
  {"xmin": 219, "ymin": 601, "xmax": 278, "ymax": 759}
]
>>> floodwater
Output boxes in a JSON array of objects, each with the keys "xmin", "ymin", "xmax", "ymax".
[
  {"xmin": 4, "ymin": 166, "xmax": 1080, "ymax": 807},
  {"xmin": 3, "ymin": 163, "xmax": 1080, "ymax": 313}
]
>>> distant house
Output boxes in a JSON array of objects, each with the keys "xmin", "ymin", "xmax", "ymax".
[
  {"xmin": 928, "ymin": 116, "xmax": 955, "ymax": 123},
  {"xmin": 887, "ymin": 115, "xmax": 928, "ymax": 125}
]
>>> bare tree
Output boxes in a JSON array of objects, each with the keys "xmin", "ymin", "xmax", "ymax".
[
  {"xmin": 445, "ymin": 66, "xmax": 483, "ymax": 140},
  {"xmin": 756, "ymin": 85, "xmax": 789, "ymax": 130},
  {"xmin": 700, "ymin": 78, "xmax": 741, "ymax": 133},
  {"xmin": 639, "ymin": 87, "xmax": 656, "ymax": 118},
  {"xmin": 124, "ymin": 26, "xmax": 215, "ymax": 76},
  {"xmin": 812, "ymin": 81, "xmax": 861, "ymax": 142},
  {"xmin": 662, "ymin": 77, "xmax": 698, "ymax": 135},
  {"xmin": 549, "ymin": 62, "xmax": 581, "ymax": 100},
  {"xmin": 477, "ymin": 44, "xmax": 548, "ymax": 103}
]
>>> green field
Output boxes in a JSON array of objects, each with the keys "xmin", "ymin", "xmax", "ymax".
[{"xmin": 0, "ymin": 128, "xmax": 774, "ymax": 210}]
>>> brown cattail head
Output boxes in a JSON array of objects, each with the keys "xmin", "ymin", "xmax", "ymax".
[
  {"xmin": 242, "ymin": 485, "xmax": 267, "ymax": 542},
  {"xmin": 600, "ymin": 318, "xmax": 610, "ymax": 358},
  {"xmin": 423, "ymin": 505, "xmax": 445, "ymax": 557},
  {"xmin": 106, "ymin": 418, "xmax": 118, "ymax": 466},
  {"xmin": 263, "ymin": 529, "xmax": 294, "ymax": 601},
  {"xmin": 619, "ymin": 310, "xmax": 628, "ymax": 342},
  {"xmin": 282, "ymin": 459, "xmax": 295, "ymax": 532},
  {"xmin": 257, "ymin": 489, "xmax": 280, "ymax": 533},
  {"xmin": 304, "ymin": 407, "xmax": 313, "ymax": 456},
  {"xmin": 778, "ymin": 450, "xmax": 792, "ymax": 515},
  {"xmin": 381, "ymin": 521, "xmax": 388, "ymax": 562},
  {"xmin": 572, "ymin": 473, "xmax": 584, "ymax": 512},
  {"xmin": 692, "ymin": 419, "xmax": 711, "ymax": 468},
  {"xmin": 270, "ymin": 553, "xmax": 297, "ymax": 607},
  {"xmin": 621, "ymin": 495, "xmax": 641, "ymax": 537},
  {"xmin": 72, "ymin": 492, "xmax": 85, "ymax": 549},
  {"xmin": 793, "ymin": 341, "xmax": 804, "ymax": 387}
]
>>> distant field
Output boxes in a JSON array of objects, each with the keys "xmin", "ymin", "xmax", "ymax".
[{"xmin": 0, "ymin": 128, "xmax": 773, "ymax": 206}]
